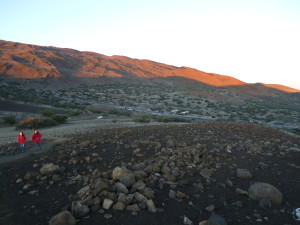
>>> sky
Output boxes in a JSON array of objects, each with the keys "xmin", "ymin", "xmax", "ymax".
[{"xmin": 1, "ymin": 0, "xmax": 300, "ymax": 89}]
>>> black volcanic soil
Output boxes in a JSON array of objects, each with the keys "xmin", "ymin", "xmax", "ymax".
[{"xmin": 0, "ymin": 122, "xmax": 300, "ymax": 225}]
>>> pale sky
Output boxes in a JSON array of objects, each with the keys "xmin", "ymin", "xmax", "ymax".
[{"xmin": 1, "ymin": 0, "xmax": 300, "ymax": 89}]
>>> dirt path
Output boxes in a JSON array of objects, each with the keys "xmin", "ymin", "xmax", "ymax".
[{"xmin": 0, "ymin": 137, "xmax": 68, "ymax": 165}]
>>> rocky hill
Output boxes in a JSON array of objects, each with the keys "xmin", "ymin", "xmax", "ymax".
[{"xmin": 0, "ymin": 40, "xmax": 299, "ymax": 94}]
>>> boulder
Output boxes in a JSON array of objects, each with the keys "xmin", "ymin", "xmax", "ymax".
[
  {"xmin": 49, "ymin": 211, "xmax": 76, "ymax": 225},
  {"xmin": 236, "ymin": 168, "xmax": 252, "ymax": 179},
  {"xmin": 40, "ymin": 163, "xmax": 60, "ymax": 175},
  {"xmin": 112, "ymin": 167, "xmax": 135, "ymax": 188},
  {"xmin": 249, "ymin": 182, "xmax": 283, "ymax": 205},
  {"xmin": 71, "ymin": 201, "xmax": 90, "ymax": 218}
]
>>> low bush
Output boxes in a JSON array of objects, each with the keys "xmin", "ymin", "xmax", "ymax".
[
  {"xmin": 133, "ymin": 116, "xmax": 151, "ymax": 123},
  {"xmin": 16, "ymin": 117, "xmax": 39, "ymax": 130},
  {"xmin": 3, "ymin": 115, "xmax": 17, "ymax": 125}
]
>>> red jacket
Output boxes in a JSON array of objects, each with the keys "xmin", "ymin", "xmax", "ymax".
[
  {"xmin": 18, "ymin": 135, "xmax": 27, "ymax": 145},
  {"xmin": 32, "ymin": 133, "xmax": 42, "ymax": 143}
]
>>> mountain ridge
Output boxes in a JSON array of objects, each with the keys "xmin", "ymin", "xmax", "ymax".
[{"xmin": 0, "ymin": 39, "xmax": 298, "ymax": 93}]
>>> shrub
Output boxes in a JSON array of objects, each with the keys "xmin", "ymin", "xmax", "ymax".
[
  {"xmin": 3, "ymin": 115, "xmax": 17, "ymax": 125},
  {"xmin": 51, "ymin": 114, "xmax": 67, "ymax": 124},
  {"xmin": 16, "ymin": 117, "xmax": 39, "ymax": 130},
  {"xmin": 40, "ymin": 110, "xmax": 55, "ymax": 117},
  {"xmin": 133, "ymin": 116, "xmax": 151, "ymax": 123},
  {"xmin": 67, "ymin": 111, "xmax": 82, "ymax": 117},
  {"xmin": 38, "ymin": 117, "xmax": 58, "ymax": 127}
]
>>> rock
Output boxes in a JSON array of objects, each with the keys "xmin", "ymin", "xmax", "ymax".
[
  {"xmin": 143, "ymin": 187, "xmax": 155, "ymax": 199},
  {"xmin": 259, "ymin": 199, "xmax": 272, "ymax": 208},
  {"xmin": 208, "ymin": 214, "xmax": 227, "ymax": 225},
  {"xmin": 115, "ymin": 182, "xmax": 129, "ymax": 194},
  {"xmin": 200, "ymin": 168, "xmax": 214, "ymax": 179},
  {"xmin": 49, "ymin": 211, "xmax": 76, "ymax": 225},
  {"xmin": 225, "ymin": 178, "xmax": 233, "ymax": 187},
  {"xmin": 183, "ymin": 215, "xmax": 193, "ymax": 225},
  {"xmin": 146, "ymin": 199, "xmax": 157, "ymax": 213},
  {"xmin": 113, "ymin": 202, "xmax": 125, "ymax": 210},
  {"xmin": 169, "ymin": 190, "xmax": 176, "ymax": 199},
  {"xmin": 16, "ymin": 178, "xmax": 23, "ymax": 183},
  {"xmin": 112, "ymin": 166, "xmax": 135, "ymax": 188},
  {"xmin": 235, "ymin": 188, "xmax": 248, "ymax": 195},
  {"xmin": 40, "ymin": 163, "xmax": 60, "ymax": 175},
  {"xmin": 176, "ymin": 191, "xmax": 186, "ymax": 199},
  {"xmin": 235, "ymin": 201, "xmax": 243, "ymax": 208},
  {"xmin": 236, "ymin": 168, "xmax": 252, "ymax": 179},
  {"xmin": 132, "ymin": 180, "xmax": 146, "ymax": 191},
  {"xmin": 126, "ymin": 204, "xmax": 140, "ymax": 212},
  {"xmin": 249, "ymin": 182, "xmax": 283, "ymax": 205},
  {"xmin": 71, "ymin": 201, "xmax": 90, "ymax": 218},
  {"xmin": 104, "ymin": 214, "xmax": 112, "ymax": 219},
  {"xmin": 134, "ymin": 193, "xmax": 147, "ymax": 204},
  {"xmin": 206, "ymin": 205, "xmax": 215, "ymax": 212},
  {"xmin": 199, "ymin": 220, "xmax": 209, "ymax": 225},
  {"xmin": 24, "ymin": 171, "xmax": 39, "ymax": 180},
  {"xmin": 103, "ymin": 198, "xmax": 114, "ymax": 209}
]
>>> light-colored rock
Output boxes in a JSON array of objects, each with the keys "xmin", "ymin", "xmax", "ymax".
[
  {"xmin": 132, "ymin": 180, "xmax": 146, "ymax": 191},
  {"xmin": 40, "ymin": 163, "xmax": 60, "ymax": 175},
  {"xmin": 103, "ymin": 198, "xmax": 114, "ymax": 209},
  {"xmin": 183, "ymin": 215, "xmax": 193, "ymax": 225},
  {"xmin": 126, "ymin": 204, "xmax": 140, "ymax": 212},
  {"xmin": 200, "ymin": 168, "xmax": 214, "ymax": 179},
  {"xmin": 115, "ymin": 182, "xmax": 129, "ymax": 194},
  {"xmin": 199, "ymin": 220, "xmax": 209, "ymax": 225},
  {"xmin": 113, "ymin": 202, "xmax": 125, "ymax": 210},
  {"xmin": 236, "ymin": 168, "xmax": 252, "ymax": 179},
  {"xmin": 146, "ymin": 199, "xmax": 157, "ymax": 213},
  {"xmin": 235, "ymin": 188, "xmax": 248, "ymax": 195},
  {"xmin": 71, "ymin": 201, "xmax": 90, "ymax": 218},
  {"xmin": 112, "ymin": 166, "xmax": 135, "ymax": 187},
  {"xmin": 49, "ymin": 211, "xmax": 76, "ymax": 225},
  {"xmin": 249, "ymin": 182, "xmax": 283, "ymax": 205}
]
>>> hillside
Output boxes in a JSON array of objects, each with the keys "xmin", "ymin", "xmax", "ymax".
[{"xmin": 1, "ymin": 40, "xmax": 298, "ymax": 94}]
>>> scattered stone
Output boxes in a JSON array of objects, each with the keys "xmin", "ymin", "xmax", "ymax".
[
  {"xmin": 71, "ymin": 201, "xmax": 90, "ymax": 218},
  {"xmin": 169, "ymin": 190, "xmax": 176, "ymax": 199},
  {"xmin": 112, "ymin": 166, "xmax": 135, "ymax": 187},
  {"xmin": 200, "ymin": 168, "xmax": 214, "ymax": 179},
  {"xmin": 249, "ymin": 182, "xmax": 283, "ymax": 205},
  {"xmin": 49, "ymin": 211, "xmax": 76, "ymax": 225},
  {"xmin": 235, "ymin": 201, "xmax": 244, "ymax": 208},
  {"xmin": 176, "ymin": 191, "xmax": 186, "ymax": 199},
  {"xmin": 236, "ymin": 168, "xmax": 252, "ymax": 179},
  {"xmin": 206, "ymin": 205, "xmax": 215, "ymax": 212},
  {"xmin": 208, "ymin": 214, "xmax": 227, "ymax": 225},
  {"xmin": 103, "ymin": 199, "xmax": 114, "ymax": 209},
  {"xmin": 40, "ymin": 163, "xmax": 60, "ymax": 176},
  {"xmin": 199, "ymin": 220, "xmax": 209, "ymax": 225},
  {"xmin": 258, "ymin": 199, "xmax": 272, "ymax": 208},
  {"xmin": 235, "ymin": 188, "xmax": 248, "ymax": 195},
  {"xmin": 146, "ymin": 199, "xmax": 157, "ymax": 213},
  {"xmin": 126, "ymin": 204, "xmax": 140, "ymax": 212},
  {"xmin": 104, "ymin": 214, "xmax": 112, "ymax": 219},
  {"xmin": 183, "ymin": 215, "xmax": 193, "ymax": 225},
  {"xmin": 113, "ymin": 202, "xmax": 125, "ymax": 210},
  {"xmin": 115, "ymin": 182, "xmax": 129, "ymax": 194}
]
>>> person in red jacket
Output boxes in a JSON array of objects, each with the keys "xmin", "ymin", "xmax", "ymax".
[
  {"xmin": 17, "ymin": 132, "xmax": 26, "ymax": 152},
  {"xmin": 32, "ymin": 130, "xmax": 42, "ymax": 150}
]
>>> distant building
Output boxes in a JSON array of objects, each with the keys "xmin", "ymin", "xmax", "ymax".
[
  {"xmin": 170, "ymin": 109, "xmax": 179, "ymax": 114},
  {"xmin": 179, "ymin": 111, "xmax": 189, "ymax": 115}
]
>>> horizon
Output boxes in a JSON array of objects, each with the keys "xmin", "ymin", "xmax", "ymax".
[{"xmin": 1, "ymin": 0, "xmax": 300, "ymax": 89}]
